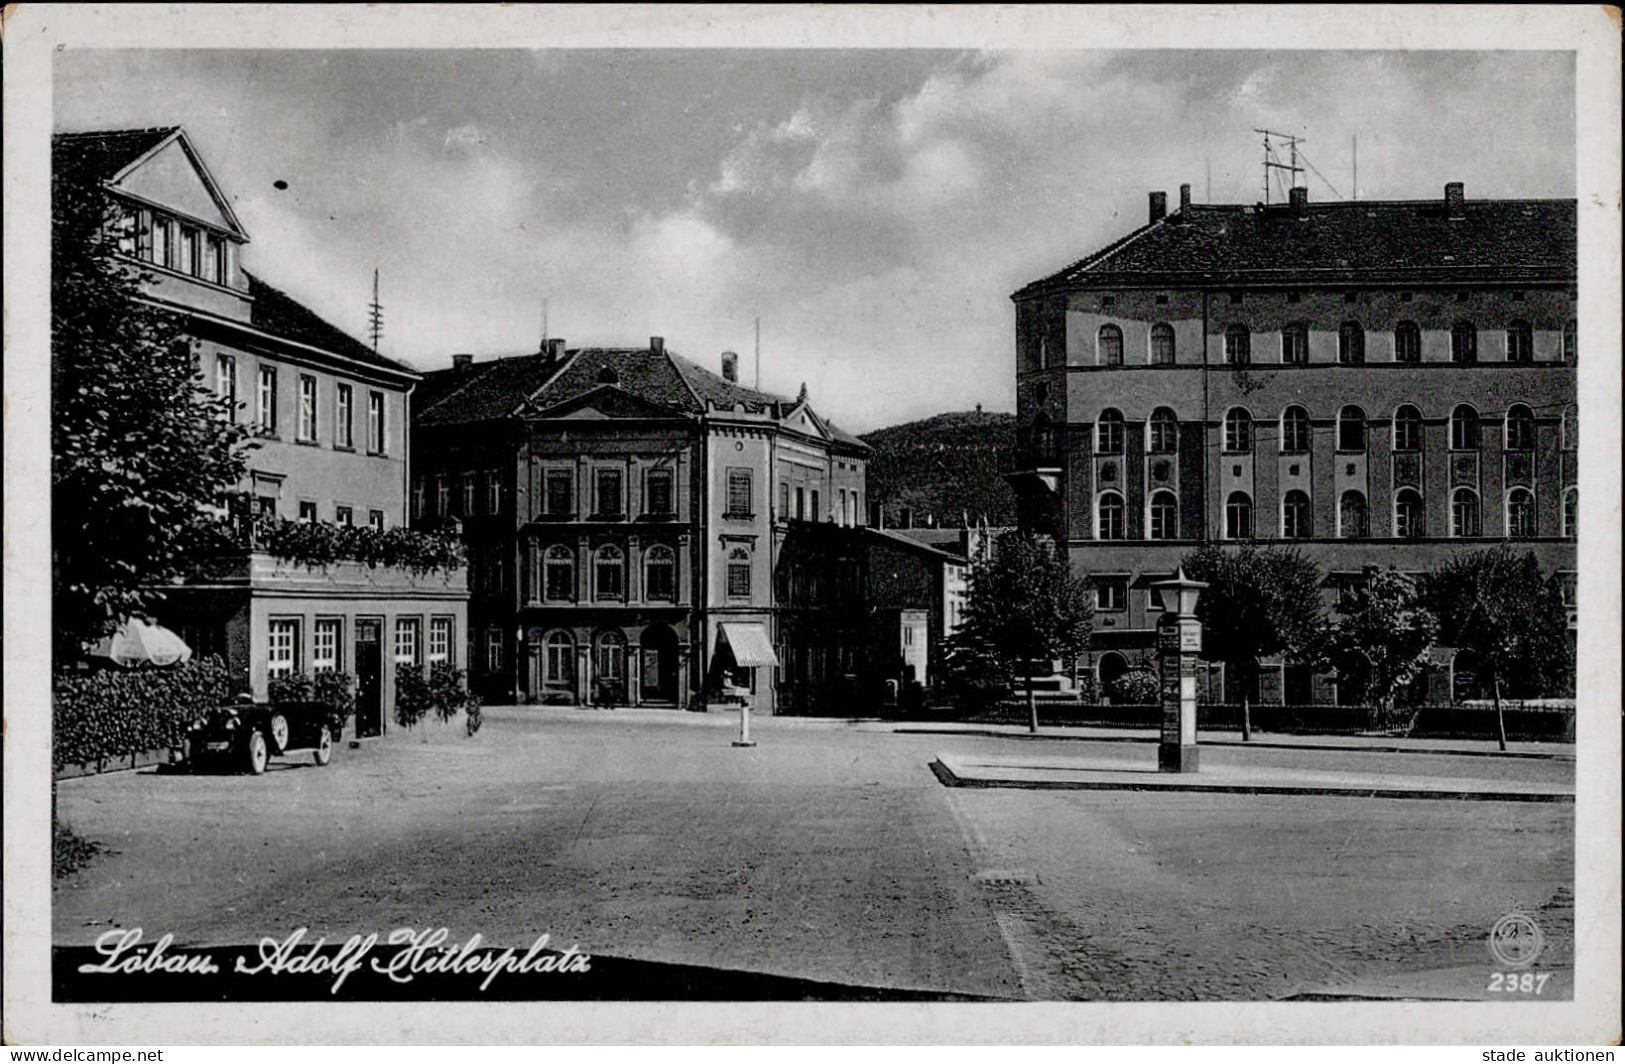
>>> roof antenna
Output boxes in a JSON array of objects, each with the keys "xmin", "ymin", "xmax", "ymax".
[
  {"xmin": 367, "ymin": 268, "xmax": 384, "ymax": 353},
  {"xmin": 754, "ymin": 315, "xmax": 761, "ymax": 389},
  {"xmin": 1254, "ymin": 127, "xmax": 1304, "ymax": 205},
  {"xmin": 540, "ymin": 297, "xmax": 549, "ymax": 353}
]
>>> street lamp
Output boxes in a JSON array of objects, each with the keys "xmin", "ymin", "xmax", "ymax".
[{"xmin": 1148, "ymin": 566, "xmax": 1207, "ymax": 773}]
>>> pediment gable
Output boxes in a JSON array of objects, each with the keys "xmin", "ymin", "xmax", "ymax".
[
  {"xmin": 111, "ymin": 133, "xmax": 245, "ymax": 237},
  {"xmin": 527, "ymin": 384, "xmax": 684, "ymax": 421},
  {"xmin": 781, "ymin": 402, "xmax": 830, "ymax": 441}
]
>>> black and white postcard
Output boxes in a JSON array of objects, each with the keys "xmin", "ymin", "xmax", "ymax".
[{"xmin": 4, "ymin": 3, "xmax": 1620, "ymax": 1047}]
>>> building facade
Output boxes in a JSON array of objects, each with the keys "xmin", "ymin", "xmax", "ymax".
[
  {"xmin": 54, "ymin": 127, "xmax": 468, "ymax": 730},
  {"xmin": 410, "ymin": 340, "xmax": 871, "ymax": 712},
  {"xmin": 1007, "ymin": 182, "xmax": 1577, "ymax": 700}
]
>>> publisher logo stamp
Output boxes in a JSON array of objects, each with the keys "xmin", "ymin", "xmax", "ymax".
[{"xmin": 1487, "ymin": 911, "xmax": 1544, "ymax": 969}]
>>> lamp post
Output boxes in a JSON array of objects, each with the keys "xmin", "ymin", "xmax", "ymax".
[{"xmin": 1149, "ymin": 566, "xmax": 1207, "ymax": 773}]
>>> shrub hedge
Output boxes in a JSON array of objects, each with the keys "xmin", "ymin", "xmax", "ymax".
[
  {"xmin": 53, "ymin": 655, "xmax": 236, "ymax": 771},
  {"xmin": 267, "ymin": 670, "xmax": 358, "ymax": 739},
  {"xmin": 395, "ymin": 662, "xmax": 482, "ymax": 735}
]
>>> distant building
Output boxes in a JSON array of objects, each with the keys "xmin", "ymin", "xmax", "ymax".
[
  {"xmin": 1008, "ymin": 181, "xmax": 1577, "ymax": 702},
  {"xmin": 53, "ymin": 126, "xmax": 468, "ymax": 729},
  {"xmin": 410, "ymin": 340, "xmax": 871, "ymax": 711}
]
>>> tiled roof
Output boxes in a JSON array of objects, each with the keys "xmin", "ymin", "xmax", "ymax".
[
  {"xmin": 52, "ymin": 127, "xmax": 179, "ymax": 186},
  {"xmin": 415, "ymin": 345, "xmax": 870, "ymax": 453},
  {"xmin": 415, "ymin": 353, "xmax": 566, "ymax": 427},
  {"xmin": 244, "ymin": 272, "xmax": 417, "ymax": 376},
  {"xmin": 1015, "ymin": 196, "xmax": 1576, "ymax": 297}
]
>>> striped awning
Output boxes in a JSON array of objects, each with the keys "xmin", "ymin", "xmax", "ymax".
[{"xmin": 718, "ymin": 623, "xmax": 779, "ymax": 668}]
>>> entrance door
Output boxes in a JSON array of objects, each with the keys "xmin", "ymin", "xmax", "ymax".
[
  {"xmin": 355, "ymin": 619, "xmax": 383, "ymax": 738},
  {"xmin": 641, "ymin": 624, "xmax": 679, "ymax": 704}
]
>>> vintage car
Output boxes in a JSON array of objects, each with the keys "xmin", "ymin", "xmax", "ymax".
[{"xmin": 184, "ymin": 699, "xmax": 335, "ymax": 774}]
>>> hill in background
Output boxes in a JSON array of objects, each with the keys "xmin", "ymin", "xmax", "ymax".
[{"xmin": 860, "ymin": 409, "xmax": 1016, "ymax": 529}]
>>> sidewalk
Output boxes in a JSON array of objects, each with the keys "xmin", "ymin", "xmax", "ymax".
[
  {"xmin": 493, "ymin": 704, "xmax": 1574, "ymax": 759},
  {"xmin": 931, "ymin": 751, "xmax": 1575, "ymax": 802}
]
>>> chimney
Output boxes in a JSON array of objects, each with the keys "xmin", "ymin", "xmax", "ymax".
[
  {"xmin": 720, "ymin": 350, "xmax": 739, "ymax": 383},
  {"xmin": 1445, "ymin": 181, "xmax": 1465, "ymax": 219},
  {"xmin": 1179, "ymin": 183, "xmax": 1192, "ymax": 211},
  {"xmin": 452, "ymin": 353, "xmax": 474, "ymax": 373},
  {"xmin": 1289, "ymin": 185, "xmax": 1308, "ymax": 214},
  {"xmin": 649, "ymin": 335, "xmax": 665, "ymax": 355},
  {"xmin": 1149, "ymin": 190, "xmax": 1167, "ymax": 224},
  {"xmin": 548, "ymin": 337, "xmax": 566, "ymax": 359}
]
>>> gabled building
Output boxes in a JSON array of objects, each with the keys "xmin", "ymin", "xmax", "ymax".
[
  {"xmin": 411, "ymin": 339, "xmax": 870, "ymax": 711},
  {"xmin": 1008, "ymin": 182, "xmax": 1577, "ymax": 702},
  {"xmin": 53, "ymin": 127, "xmax": 468, "ymax": 731}
]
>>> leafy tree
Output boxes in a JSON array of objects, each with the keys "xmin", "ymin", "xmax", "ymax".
[
  {"xmin": 1321, "ymin": 566, "xmax": 1438, "ymax": 732},
  {"xmin": 1425, "ymin": 545, "xmax": 1575, "ymax": 751},
  {"xmin": 956, "ymin": 531, "xmax": 1093, "ymax": 732},
  {"xmin": 52, "ymin": 168, "xmax": 251, "ymax": 659},
  {"xmin": 1180, "ymin": 542, "xmax": 1324, "ymax": 740}
]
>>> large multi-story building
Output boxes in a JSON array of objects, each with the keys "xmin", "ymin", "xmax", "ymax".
[
  {"xmin": 54, "ymin": 126, "xmax": 468, "ymax": 731},
  {"xmin": 1007, "ymin": 181, "xmax": 1577, "ymax": 701},
  {"xmin": 410, "ymin": 340, "xmax": 870, "ymax": 711}
]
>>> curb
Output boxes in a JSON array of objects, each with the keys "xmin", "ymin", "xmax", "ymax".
[
  {"xmin": 930, "ymin": 757, "xmax": 1575, "ymax": 803},
  {"xmin": 898, "ymin": 727, "xmax": 1572, "ymax": 761}
]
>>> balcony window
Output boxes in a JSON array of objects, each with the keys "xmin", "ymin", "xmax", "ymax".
[
  {"xmin": 544, "ymin": 545, "xmax": 575, "ymax": 602},
  {"xmin": 1282, "ymin": 323, "xmax": 1309, "ymax": 366},
  {"xmin": 645, "ymin": 545, "xmax": 676, "ymax": 600},
  {"xmin": 726, "ymin": 469, "xmax": 752, "ymax": 518}
]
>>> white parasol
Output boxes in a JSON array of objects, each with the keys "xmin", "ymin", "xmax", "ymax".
[{"xmin": 90, "ymin": 618, "xmax": 194, "ymax": 668}]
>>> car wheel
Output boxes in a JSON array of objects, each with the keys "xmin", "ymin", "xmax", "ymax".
[
  {"xmin": 267, "ymin": 713, "xmax": 290, "ymax": 754},
  {"xmin": 244, "ymin": 729, "xmax": 269, "ymax": 775},
  {"xmin": 312, "ymin": 728, "xmax": 332, "ymax": 766}
]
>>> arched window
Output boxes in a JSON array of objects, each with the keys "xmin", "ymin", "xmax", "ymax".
[
  {"xmin": 1395, "ymin": 488, "xmax": 1425, "ymax": 539},
  {"xmin": 1098, "ymin": 324, "xmax": 1123, "ymax": 366},
  {"xmin": 1150, "ymin": 323, "xmax": 1176, "ymax": 365},
  {"xmin": 1223, "ymin": 408, "xmax": 1253, "ymax": 453},
  {"xmin": 1393, "ymin": 405, "xmax": 1423, "ymax": 452},
  {"xmin": 1451, "ymin": 488, "xmax": 1482, "ymax": 538},
  {"xmin": 1339, "ymin": 490, "xmax": 1369, "ymax": 538},
  {"xmin": 1096, "ymin": 409, "xmax": 1124, "ymax": 454},
  {"xmin": 1394, "ymin": 321, "xmax": 1422, "ymax": 363},
  {"xmin": 1564, "ymin": 319, "xmax": 1577, "ymax": 363},
  {"xmin": 544, "ymin": 630, "xmax": 575, "ymax": 685},
  {"xmin": 1148, "ymin": 490, "xmax": 1178, "ymax": 540},
  {"xmin": 1505, "ymin": 487, "xmax": 1536, "ymax": 538},
  {"xmin": 543, "ymin": 544, "xmax": 575, "ymax": 602},
  {"xmin": 1563, "ymin": 487, "xmax": 1578, "ymax": 539},
  {"xmin": 1451, "ymin": 321, "xmax": 1477, "ymax": 363},
  {"xmin": 1281, "ymin": 406, "xmax": 1311, "ymax": 453},
  {"xmin": 594, "ymin": 544, "xmax": 625, "ymax": 600},
  {"xmin": 1562, "ymin": 405, "xmax": 1578, "ymax": 450},
  {"xmin": 1506, "ymin": 320, "xmax": 1533, "ymax": 364},
  {"xmin": 644, "ymin": 544, "xmax": 676, "ymax": 601},
  {"xmin": 594, "ymin": 630, "xmax": 626, "ymax": 687},
  {"xmin": 1224, "ymin": 324, "xmax": 1251, "ymax": 365},
  {"xmin": 1225, "ymin": 492, "xmax": 1254, "ymax": 540},
  {"xmin": 1281, "ymin": 490, "xmax": 1312, "ymax": 539},
  {"xmin": 1148, "ymin": 407, "xmax": 1178, "ymax": 453},
  {"xmin": 1450, "ymin": 405, "xmax": 1480, "ymax": 450},
  {"xmin": 1282, "ymin": 323, "xmax": 1309, "ymax": 366},
  {"xmin": 1097, "ymin": 491, "xmax": 1125, "ymax": 540},
  {"xmin": 1338, "ymin": 321, "xmax": 1365, "ymax": 365},
  {"xmin": 1337, "ymin": 405, "xmax": 1367, "ymax": 452},
  {"xmin": 1504, "ymin": 404, "xmax": 1535, "ymax": 451}
]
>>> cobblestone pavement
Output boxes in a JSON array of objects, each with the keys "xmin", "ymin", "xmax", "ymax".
[{"xmin": 53, "ymin": 707, "xmax": 1572, "ymax": 1000}]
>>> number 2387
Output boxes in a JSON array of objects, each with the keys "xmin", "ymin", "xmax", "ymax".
[{"xmin": 1487, "ymin": 972, "xmax": 1551, "ymax": 993}]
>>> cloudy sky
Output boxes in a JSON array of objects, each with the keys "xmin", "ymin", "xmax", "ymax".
[{"xmin": 54, "ymin": 48, "xmax": 1574, "ymax": 431}]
